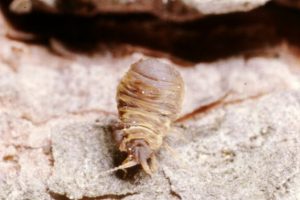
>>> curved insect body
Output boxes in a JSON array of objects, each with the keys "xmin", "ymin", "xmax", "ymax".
[{"xmin": 112, "ymin": 59, "xmax": 184, "ymax": 174}]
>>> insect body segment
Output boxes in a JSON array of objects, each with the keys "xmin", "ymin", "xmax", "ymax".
[{"xmin": 114, "ymin": 59, "xmax": 184, "ymax": 174}]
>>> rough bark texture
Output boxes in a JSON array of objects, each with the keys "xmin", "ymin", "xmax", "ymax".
[
  {"xmin": 6, "ymin": 0, "xmax": 300, "ymax": 20},
  {"xmin": 1, "ymin": 1, "xmax": 300, "ymax": 200},
  {"xmin": 7, "ymin": 0, "xmax": 271, "ymax": 20}
]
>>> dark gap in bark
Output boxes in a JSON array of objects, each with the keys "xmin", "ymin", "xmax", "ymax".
[{"xmin": 1, "ymin": 1, "xmax": 300, "ymax": 63}]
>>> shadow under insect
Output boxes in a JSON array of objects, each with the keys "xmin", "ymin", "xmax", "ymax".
[
  {"xmin": 112, "ymin": 150, "xmax": 141, "ymax": 181},
  {"xmin": 97, "ymin": 122, "xmax": 142, "ymax": 181}
]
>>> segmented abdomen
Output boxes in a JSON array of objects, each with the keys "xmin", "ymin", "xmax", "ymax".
[{"xmin": 116, "ymin": 59, "xmax": 184, "ymax": 151}]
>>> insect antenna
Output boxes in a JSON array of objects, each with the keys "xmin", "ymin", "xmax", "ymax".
[{"xmin": 99, "ymin": 160, "xmax": 138, "ymax": 176}]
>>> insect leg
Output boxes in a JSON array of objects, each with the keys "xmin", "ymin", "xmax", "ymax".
[
  {"xmin": 149, "ymin": 154, "xmax": 158, "ymax": 173},
  {"xmin": 141, "ymin": 160, "xmax": 152, "ymax": 175}
]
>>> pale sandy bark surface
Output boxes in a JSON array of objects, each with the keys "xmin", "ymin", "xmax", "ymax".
[
  {"xmin": 0, "ymin": 2, "xmax": 300, "ymax": 199},
  {"xmin": 8, "ymin": 0, "xmax": 271, "ymax": 21}
]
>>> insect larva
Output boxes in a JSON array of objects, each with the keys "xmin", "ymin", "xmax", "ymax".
[{"xmin": 110, "ymin": 59, "xmax": 184, "ymax": 175}]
